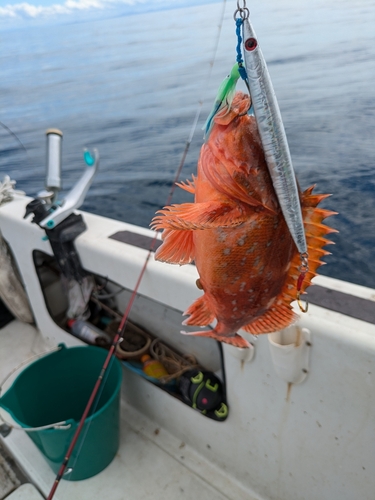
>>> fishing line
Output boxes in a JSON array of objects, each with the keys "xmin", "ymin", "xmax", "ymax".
[
  {"xmin": 165, "ymin": 0, "xmax": 227, "ymax": 205},
  {"xmin": 0, "ymin": 121, "xmax": 28, "ymax": 158},
  {"xmin": 46, "ymin": 2, "xmax": 228, "ymax": 497}
]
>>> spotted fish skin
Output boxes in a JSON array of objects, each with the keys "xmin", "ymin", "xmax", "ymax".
[{"xmin": 151, "ymin": 92, "xmax": 336, "ymax": 348}]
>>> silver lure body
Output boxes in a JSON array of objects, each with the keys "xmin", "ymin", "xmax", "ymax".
[{"xmin": 242, "ymin": 17, "xmax": 307, "ymax": 255}]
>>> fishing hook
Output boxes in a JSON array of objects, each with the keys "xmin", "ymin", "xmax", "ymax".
[
  {"xmin": 296, "ymin": 291, "xmax": 309, "ymax": 313},
  {"xmin": 238, "ymin": 79, "xmax": 253, "ymax": 116},
  {"xmin": 233, "ymin": 0, "xmax": 249, "ymax": 21}
]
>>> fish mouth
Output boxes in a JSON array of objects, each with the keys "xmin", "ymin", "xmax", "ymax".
[
  {"xmin": 229, "ymin": 92, "xmax": 251, "ymax": 116},
  {"xmin": 215, "ymin": 92, "xmax": 251, "ymax": 124},
  {"xmin": 238, "ymin": 92, "xmax": 253, "ymax": 116}
]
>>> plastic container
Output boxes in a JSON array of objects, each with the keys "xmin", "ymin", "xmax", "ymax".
[
  {"xmin": 0, "ymin": 344, "xmax": 122, "ymax": 480},
  {"xmin": 67, "ymin": 319, "xmax": 112, "ymax": 346},
  {"xmin": 141, "ymin": 354, "xmax": 169, "ymax": 379}
]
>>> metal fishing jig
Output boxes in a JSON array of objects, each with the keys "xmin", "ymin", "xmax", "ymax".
[{"xmin": 234, "ymin": 3, "xmax": 310, "ymax": 313}]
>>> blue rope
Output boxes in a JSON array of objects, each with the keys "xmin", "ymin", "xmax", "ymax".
[{"xmin": 235, "ymin": 18, "xmax": 248, "ymax": 81}]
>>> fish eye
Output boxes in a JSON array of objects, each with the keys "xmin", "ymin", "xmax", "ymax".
[{"xmin": 245, "ymin": 38, "xmax": 257, "ymax": 51}]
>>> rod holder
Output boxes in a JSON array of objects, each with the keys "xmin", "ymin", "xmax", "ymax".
[
  {"xmin": 46, "ymin": 128, "xmax": 63, "ymax": 196},
  {"xmin": 226, "ymin": 339, "xmax": 255, "ymax": 363},
  {"xmin": 268, "ymin": 326, "xmax": 311, "ymax": 384}
]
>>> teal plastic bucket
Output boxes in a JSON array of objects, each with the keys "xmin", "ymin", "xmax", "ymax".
[{"xmin": 0, "ymin": 344, "xmax": 122, "ymax": 480}]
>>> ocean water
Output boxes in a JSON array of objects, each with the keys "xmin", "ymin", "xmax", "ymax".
[{"xmin": 1, "ymin": 0, "xmax": 375, "ymax": 288}]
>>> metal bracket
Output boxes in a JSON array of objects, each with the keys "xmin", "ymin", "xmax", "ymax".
[{"xmin": 39, "ymin": 149, "xmax": 99, "ymax": 229}]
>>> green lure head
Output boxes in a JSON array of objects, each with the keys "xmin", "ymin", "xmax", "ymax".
[{"xmin": 203, "ymin": 63, "xmax": 240, "ymax": 140}]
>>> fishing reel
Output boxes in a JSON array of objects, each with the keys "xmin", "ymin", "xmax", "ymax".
[{"xmin": 179, "ymin": 369, "xmax": 228, "ymax": 421}]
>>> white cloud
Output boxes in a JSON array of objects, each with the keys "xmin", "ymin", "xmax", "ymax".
[{"xmin": 0, "ymin": 0, "xmax": 142, "ymax": 18}]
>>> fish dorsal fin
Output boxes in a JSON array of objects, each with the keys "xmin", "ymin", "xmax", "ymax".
[{"xmin": 297, "ymin": 186, "xmax": 337, "ymax": 294}]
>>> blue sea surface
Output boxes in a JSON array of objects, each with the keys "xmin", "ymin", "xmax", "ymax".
[{"xmin": 1, "ymin": 0, "xmax": 375, "ymax": 288}]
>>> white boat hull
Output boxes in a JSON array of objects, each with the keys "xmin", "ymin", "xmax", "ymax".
[{"xmin": 1, "ymin": 195, "xmax": 375, "ymax": 500}]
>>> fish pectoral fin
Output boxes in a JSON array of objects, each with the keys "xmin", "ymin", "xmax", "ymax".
[
  {"xmin": 182, "ymin": 294, "xmax": 215, "ymax": 326},
  {"xmin": 154, "ymin": 228, "xmax": 195, "ymax": 265},
  {"xmin": 182, "ymin": 291, "xmax": 250, "ymax": 348},
  {"xmin": 181, "ymin": 329, "xmax": 251, "ymax": 348},
  {"xmin": 151, "ymin": 201, "xmax": 252, "ymax": 231},
  {"xmin": 241, "ymin": 304, "xmax": 298, "ymax": 335}
]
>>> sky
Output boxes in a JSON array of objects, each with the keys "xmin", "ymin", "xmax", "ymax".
[
  {"xmin": 0, "ymin": 0, "xmax": 136, "ymax": 17},
  {"xmin": 0, "ymin": 0, "xmax": 216, "ymax": 20}
]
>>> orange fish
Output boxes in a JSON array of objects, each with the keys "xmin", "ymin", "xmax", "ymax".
[{"xmin": 151, "ymin": 92, "xmax": 336, "ymax": 348}]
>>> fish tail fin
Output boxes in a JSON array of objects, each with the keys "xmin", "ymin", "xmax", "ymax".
[
  {"xmin": 182, "ymin": 294, "xmax": 215, "ymax": 326},
  {"xmin": 203, "ymin": 63, "xmax": 240, "ymax": 139},
  {"xmin": 242, "ymin": 186, "xmax": 337, "ymax": 335},
  {"xmin": 181, "ymin": 329, "xmax": 251, "ymax": 348}
]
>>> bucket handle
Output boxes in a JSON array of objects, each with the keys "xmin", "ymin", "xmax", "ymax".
[
  {"xmin": 0, "ymin": 344, "xmax": 72, "ymax": 432},
  {"xmin": 0, "ymin": 416, "xmax": 71, "ymax": 432}
]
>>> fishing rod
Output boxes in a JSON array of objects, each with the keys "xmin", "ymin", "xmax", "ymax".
[
  {"xmin": 46, "ymin": 255, "xmax": 151, "ymax": 499},
  {"xmin": 46, "ymin": 2, "xmax": 228, "ymax": 498}
]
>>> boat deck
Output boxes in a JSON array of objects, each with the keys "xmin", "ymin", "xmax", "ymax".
[
  {"xmin": 2, "ymin": 483, "xmax": 44, "ymax": 500},
  {"xmin": 0, "ymin": 320, "xmax": 257, "ymax": 500}
]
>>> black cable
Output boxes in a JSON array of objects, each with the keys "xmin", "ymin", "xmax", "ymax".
[{"xmin": 217, "ymin": 341, "xmax": 227, "ymax": 401}]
